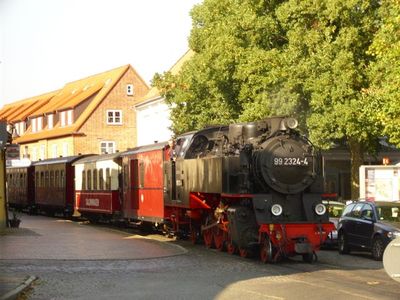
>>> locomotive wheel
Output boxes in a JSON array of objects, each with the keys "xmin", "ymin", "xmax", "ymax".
[
  {"xmin": 203, "ymin": 229, "xmax": 214, "ymax": 248},
  {"xmin": 226, "ymin": 241, "xmax": 237, "ymax": 255},
  {"xmin": 260, "ymin": 235, "xmax": 273, "ymax": 263},
  {"xmin": 213, "ymin": 229, "xmax": 225, "ymax": 251}
]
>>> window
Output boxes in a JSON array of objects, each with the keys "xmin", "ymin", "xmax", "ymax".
[
  {"xmin": 52, "ymin": 144, "xmax": 58, "ymax": 158},
  {"xmin": 31, "ymin": 118, "xmax": 37, "ymax": 133},
  {"xmin": 45, "ymin": 171, "xmax": 49, "ymax": 187},
  {"xmin": 37, "ymin": 117, "xmax": 43, "ymax": 131},
  {"xmin": 63, "ymin": 143, "xmax": 68, "ymax": 157},
  {"xmin": 93, "ymin": 169, "xmax": 97, "ymax": 190},
  {"xmin": 82, "ymin": 170, "xmax": 86, "ymax": 190},
  {"xmin": 67, "ymin": 110, "xmax": 73, "ymax": 125},
  {"xmin": 126, "ymin": 84, "xmax": 134, "ymax": 96},
  {"xmin": 87, "ymin": 170, "xmax": 92, "ymax": 190},
  {"xmin": 55, "ymin": 171, "xmax": 59, "ymax": 188},
  {"xmin": 60, "ymin": 110, "xmax": 73, "ymax": 126},
  {"xmin": 100, "ymin": 141, "xmax": 115, "ymax": 154},
  {"xmin": 106, "ymin": 110, "xmax": 122, "ymax": 125},
  {"xmin": 32, "ymin": 147, "xmax": 37, "ymax": 161},
  {"xmin": 17, "ymin": 121, "xmax": 25, "ymax": 135},
  {"xmin": 60, "ymin": 111, "xmax": 66, "ymax": 127},
  {"xmin": 99, "ymin": 169, "xmax": 104, "ymax": 190},
  {"xmin": 40, "ymin": 145, "xmax": 46, "ymax": 160},
  {"xmin": 60, "ymin": 170, "xmax": 65, "ymax": 188},
  {"xmin": 105, "ymin": 168, "xmax": 111, "ymax": 190},
  {"xmin": 40, "ymin": 172, "xmax": 44, "ymax": 187},
  {"xmin": 48, "ymin": 114, "xmax": 54, "ymax": 129},
  {"xmin": 50, "ymin": 171, "xmax": 54, "ymax": 187},
  {"xmin": 139, "ymin": 161, "xmax": 145, "ymax": 188},
  {"xmin": 351, "ymin": 203, "xmax": 364, "ymax": 218},
  {"xmin": 361, "ymin": 204, "xmax": 374, "ymax": 220}
]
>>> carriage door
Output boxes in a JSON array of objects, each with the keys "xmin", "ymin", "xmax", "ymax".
[
  {"xmin": 163, "ymin": 160, "xmax": 176, "ymax": 205},
  {"xmin": 123, "ymin": 158, "xmax": 139, "ymax": 217}
]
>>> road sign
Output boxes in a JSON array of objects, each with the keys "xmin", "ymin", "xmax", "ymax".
[{"xmin": 6, "ymin": 144, "xmax": 20, "ymax": 160}]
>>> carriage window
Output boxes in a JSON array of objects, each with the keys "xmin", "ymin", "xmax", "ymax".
[
  {"xmin": 106, "ymin": 168, "xmax": 111, "ymax": 190},
  {"xmin": 82, "ymin": 170, "xmax": 86, "ymax": 190},
  {"xmin": 93, "ymin": 169, "xmax": 98, "ymax": 190},
  {"xmin": 60, "ymin": 170, "xmax": 65, "ymax": 188},
  {"xmin": 99, "ymin": 169, "xmax": 104, "ymax": 190},
  {"xmin": 139, "ymin": 161, "xmax": 145, "ymax": 188},
  {"xmin": 55, "ymin": 171, "xmax": 59, "ymax": 188},
  {"xmin": 123, "ymin": 165, "xmax": 128, "ymax": 189},
  {"xmin": 35, "ymin": 172, "xmax": 39, "ymax": 187},
  {"xmin": 87, "ymin": 170, "xmax": 92, "ymax": 190},
  {"xmin": 19, "ymin": 173, "xmax": 23, "ymax": 186},
  {"xmin": 50, "ymin": 171, "xmax": 54, "ymax": 187},
  {"xmin": 45, "ymin": 171, "xmax": 49, "ymax": 187},
  {"xmin": 40, "ymin": 172, "xmax": 44, "ymax": 187}
]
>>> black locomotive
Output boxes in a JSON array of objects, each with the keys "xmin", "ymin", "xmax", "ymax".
[{"xmin": 164, "ymin": 116, "xmax": 333, "ymax": 261}]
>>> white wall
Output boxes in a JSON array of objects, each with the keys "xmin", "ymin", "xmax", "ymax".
[{"xmin": 136, "ymin": 97, "xmax": 173, "ymax": 146}]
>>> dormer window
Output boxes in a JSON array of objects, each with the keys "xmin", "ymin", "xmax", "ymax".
[
  {"xmin": 31, "ymin": 117, "xmax": 42, "ymax": 132},
  {"xmin": 16, "ymin": 121, "xmax": 25, "ymax": 135},
  {"xmin": 60, "ymin": 109, "xmax": 74, "ymax": 127},
  {"xmin": 47, "ymin": 114, "xmax": 54, "ymax": 129}
]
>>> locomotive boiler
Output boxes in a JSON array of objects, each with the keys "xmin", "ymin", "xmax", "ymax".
[{"xmin": 164, "ymin": 116, "xmax": 334, "ymax": 262}]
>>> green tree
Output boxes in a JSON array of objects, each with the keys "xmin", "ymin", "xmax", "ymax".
[
  {"xmin": 153, "ymin": 0, "xmax": 288, "ymax": 134},
  {"xmin": 368, "ymin": 0, "xmax": 400, "ymax": 147},
  {"xmin": 154, "ymin": 0, "xmax": 393, "ymax": 199},
  {"xmin": 274, "ymin": 0, "xmax": 382, "ymax": 198}
]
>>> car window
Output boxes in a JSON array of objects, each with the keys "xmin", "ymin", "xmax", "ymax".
[
  {"xmin": 377, "ymin": 205, "xmax": 400, "ymax": 222},
  {"xmin": 360, "ymin": 204, "xmax": 374, "ymax": 220},
  {"xmin": 342, "ymin": 203, "xmax": 356, "ymax": 217},
  {"xmin": 350, "ymin": 203, "xmax": 364, "ymax": 219}
]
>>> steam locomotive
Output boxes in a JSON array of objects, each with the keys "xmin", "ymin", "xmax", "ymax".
[{"xmin": 7, "ymin": 116, "xmax": 334, "ymax": 263}]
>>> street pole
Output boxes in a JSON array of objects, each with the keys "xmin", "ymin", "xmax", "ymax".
[{"xmin": 0, "ymin": 147, "xmax": 7, "ymax": 229}]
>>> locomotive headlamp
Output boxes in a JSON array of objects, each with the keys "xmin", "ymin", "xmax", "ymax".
[
  {"xmin": 315, "ymin": 203, "xmax": 327, "ymax": 216},
  {"xmin": 271, "ymin": 204, "xmax": 283, "ymax": 216},
  {"xmin": 284, "ymin": 117, "xmax": 298, "ymax": 129}
]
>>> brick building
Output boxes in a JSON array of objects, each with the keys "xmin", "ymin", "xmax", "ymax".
[{"xmin": 0, "ymin": 65, "xmax": 149, "ymax": 161}]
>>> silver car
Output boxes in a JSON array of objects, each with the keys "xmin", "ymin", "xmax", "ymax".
[{"xmin": 322, "ymin": 200, "xmax": 345, "ymax": 247}]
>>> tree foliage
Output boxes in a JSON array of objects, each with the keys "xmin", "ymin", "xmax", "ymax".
[
  {"xmin": 153, "ymin": 0, "xmax": 400, "ymax": 198},
  {"xmin": 367, "ymin": 0, "xmax": 400, "ymax": 147}
]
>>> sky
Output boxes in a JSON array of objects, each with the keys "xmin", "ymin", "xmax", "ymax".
[{"xmin": 0, "ymin": 0, "xmax": 202, "ymax": 105}]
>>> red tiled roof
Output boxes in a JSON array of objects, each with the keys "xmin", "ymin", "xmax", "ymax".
[{"xmin": 0, "ymin": 65, "xmax": 144, "ymax": 144}]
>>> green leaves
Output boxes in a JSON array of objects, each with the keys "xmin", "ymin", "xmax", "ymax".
[{"xmin": 153, "ymin": 0, "xmax": 399, "ymax": 151}]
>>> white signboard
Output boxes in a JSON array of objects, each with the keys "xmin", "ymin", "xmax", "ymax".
[{"xmin": 360, "ymin": 165, "xmax": 400, "ymax": 201}]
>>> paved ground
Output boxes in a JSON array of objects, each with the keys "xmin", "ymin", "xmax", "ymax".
[
  {"xmin": 1, "ymin": 214, "xmax": 400, "ymax": 300},
  {"xmin": 0, "ymin": 214, "xmax": 185, "ymax": 299},
  {"xmin": 0, "ymin": 215, "xmax": 185, "ymax": 260}
]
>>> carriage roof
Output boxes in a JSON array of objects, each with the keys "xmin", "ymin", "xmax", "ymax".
[
  {"xmin": 72, "ymin": 152, "xmax": 121, "ymax": 165},
  {"xmin": 32, "ymin": 155, "xmax": 90, "ymax": 166}
]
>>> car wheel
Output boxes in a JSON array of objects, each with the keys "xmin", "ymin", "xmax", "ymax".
[
  {"xmin": 371, "ymin": 236, "xmax": 384, "ymax": 261},
  {"xmin": 338, "ymin": 232, "xmax": 350, "ymax": 254}
]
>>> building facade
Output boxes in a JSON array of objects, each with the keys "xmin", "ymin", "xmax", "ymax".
[
  {"xmin": 135, "ymin": 50, "xmax": 194, "ymax": 146},
  {"xmin": 0, "ymin": 65, "xmax": 149, "ymax": 160}
]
